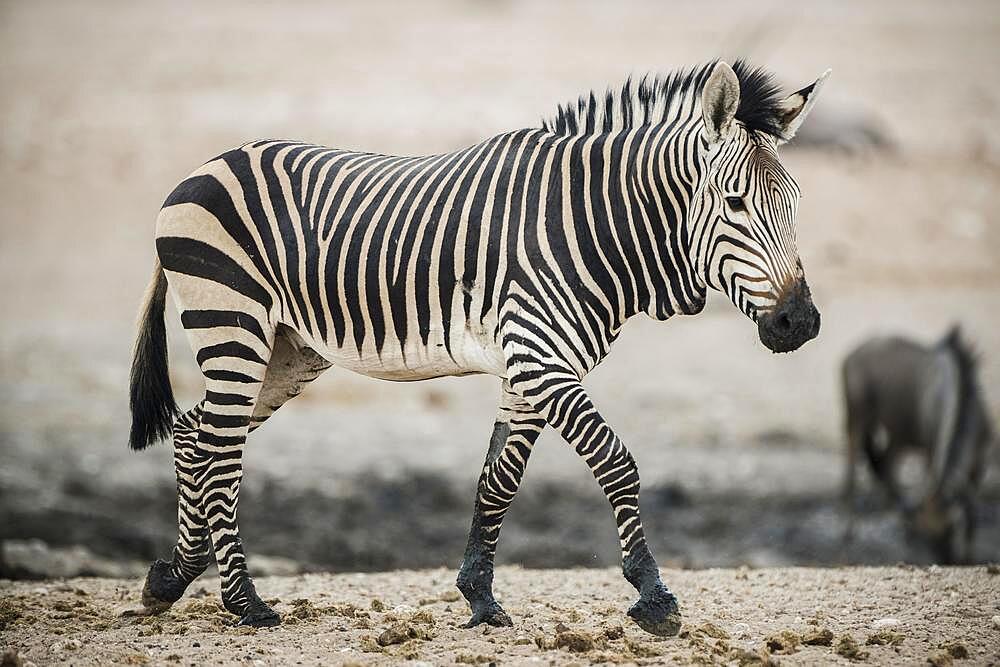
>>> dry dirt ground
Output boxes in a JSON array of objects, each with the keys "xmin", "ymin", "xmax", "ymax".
[
  {"xmin": 2, "ymin": 566, "xmax": 999, "ymax": 666},
  {"xmin": 2, "ymin": 0, "xmax": 999, "ymax": 575}
]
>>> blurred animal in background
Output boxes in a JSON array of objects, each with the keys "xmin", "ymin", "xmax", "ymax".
[{"xmin": 841, "ymin": 326, "xmax": 995, "ymax": 563}]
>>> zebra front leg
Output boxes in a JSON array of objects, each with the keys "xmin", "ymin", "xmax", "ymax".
[
  {"xmin": 509, "ymin": 368, "xmax": 681, "ymax": 637},
  {"xmin": 457, "ymin": 386, "xmax": 545, "ymax": 628},
  {"xmin": 141, "ymin": 404, "xmax": 212, "ymax": 613}
]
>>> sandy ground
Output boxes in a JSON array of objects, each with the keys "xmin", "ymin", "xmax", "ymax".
[{"xmin": 2, "ymin": 566, "xmax": 999, "ymax": 666}]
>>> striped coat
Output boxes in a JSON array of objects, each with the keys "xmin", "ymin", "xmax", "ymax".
[{"xmin": 130, "ymin": 60, "xmax": 828, "ymax": 633}]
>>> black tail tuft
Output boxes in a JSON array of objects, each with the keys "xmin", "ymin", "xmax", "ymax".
[{"xmin": 129, "ymin": 262, "xmax": 177, "ymax": 450}]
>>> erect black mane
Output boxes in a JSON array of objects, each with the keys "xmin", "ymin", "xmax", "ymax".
[{"xmin": 542, "ymin": 59, "xmax": 786, "ymax": 139}]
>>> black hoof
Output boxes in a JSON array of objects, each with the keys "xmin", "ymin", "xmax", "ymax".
[
  {"xmin": 237, "ymin": 600, "xmax": 281, "ymax": 628},
  {"xmin": 141, "ymin": 559, "xmax": 187, "ymax": 614},
  {"xmin": 627, "ymin": 587, "xmax": 681, "ymax": 637},
  {"xmin": 462, "ymin": 601, "xmax": 513, "ymax": 629}
]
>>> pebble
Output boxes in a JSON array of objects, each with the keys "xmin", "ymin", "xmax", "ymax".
[
  {"xmin": 48, "ymin": 640, "xmax": 82, "ymax": 653},
  {"xmin": 992, "ymin": 615, "xmax": 1000, "ymax": 630},
  {"xmin": 871, "ymin": 618, "xmax": 900, "ymax": 630},
  {"xmin": 731, "ymin": 622, "xmax": 751, "ymax": 639}
]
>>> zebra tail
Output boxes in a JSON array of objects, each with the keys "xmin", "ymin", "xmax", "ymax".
[{"xmin": 128, "ymin": 259, "xmax": 177, "ymax": 450}]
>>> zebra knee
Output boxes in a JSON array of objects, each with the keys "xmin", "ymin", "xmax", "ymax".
[{"xmin": 595, "ymin": 446, "xmax": 640, "ymax": 498}]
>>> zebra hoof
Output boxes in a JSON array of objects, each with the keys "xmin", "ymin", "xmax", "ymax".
[
  {"xmin": 141, "ymin": 559, "xmax": 185, "ymax": 614},
  {"xmin": 462, "ymin": 602, "xmax": 513, "ymax": 629},
  {"xmin": 238, "ymin": 601, "xmax": 281, "ymax": 628},
  {"xmin": 627, "ymin": 587, "xmax": 681, "ymax": 637}
]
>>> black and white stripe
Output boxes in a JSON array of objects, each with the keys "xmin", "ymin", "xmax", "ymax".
[{"xmin": 130, "ymin": 60, "xmax": 829, "ymax": 631}]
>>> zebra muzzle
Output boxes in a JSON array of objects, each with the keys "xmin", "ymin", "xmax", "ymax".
[{"xmin": 757, "ymin": 279, "xmax": 821, "ymax": 353}]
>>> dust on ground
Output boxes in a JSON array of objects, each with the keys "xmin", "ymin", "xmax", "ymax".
[{"xmin": 2, "ymin": 566, "xmax": 998, "ymax": 666}]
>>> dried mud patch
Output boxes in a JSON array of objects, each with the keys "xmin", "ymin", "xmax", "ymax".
[{"xmin": 6, "ymin": 470, "xmax": 1000, "ymax": 583}]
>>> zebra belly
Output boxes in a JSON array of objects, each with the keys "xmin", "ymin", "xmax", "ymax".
[{"xmin": 295, "ymin": 324, "xmax": 507, "ymax": 382}]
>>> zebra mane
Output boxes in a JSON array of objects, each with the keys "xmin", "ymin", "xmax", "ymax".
[{"xmin": 542, "ymin": 60, "xmax": 785, "ymax": 139}]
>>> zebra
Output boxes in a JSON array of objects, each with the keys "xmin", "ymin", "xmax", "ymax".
[{"xmin": 129, "ymin": 60, "xmax": 828, "ymax": 633}]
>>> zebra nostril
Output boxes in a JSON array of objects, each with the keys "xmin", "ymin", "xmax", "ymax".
[{"xmin": 775, "ymin": 312, "xmax": 792, "ymax": 333}]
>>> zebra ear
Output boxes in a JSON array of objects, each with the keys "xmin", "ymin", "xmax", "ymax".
[
  {"xmin": 775, "ymin": 69, "xmax": 831, "ymax": 144},
  {"xmin": 701, "ymin": 61, "xmax": 740, "ymax": 144}
]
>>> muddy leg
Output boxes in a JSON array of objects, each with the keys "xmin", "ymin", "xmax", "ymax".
[
  {"xmin": 141, "ymin": 404, "xmax": 212, "ymax": 613},
  {"xmin": 505, "ymin": 358, "xmax": 681, "ymax": 636},
  {"xmin": 457, "ymin": 386, "xmax": 544, "ymax": 628}
]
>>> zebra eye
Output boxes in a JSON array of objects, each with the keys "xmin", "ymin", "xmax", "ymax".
[{"xmin": 725, "ymin": 196, "xmax": 746, "ymax": 213}]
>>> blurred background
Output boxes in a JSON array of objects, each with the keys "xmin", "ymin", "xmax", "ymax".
[{"xmin": 1, "ymin": 0, "xmax": 997, "ymax": 579}]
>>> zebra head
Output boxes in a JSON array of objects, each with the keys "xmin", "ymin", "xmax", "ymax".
[{"xmin": 691, "ymin": 61, "xmax": 829, "ymax": 353}]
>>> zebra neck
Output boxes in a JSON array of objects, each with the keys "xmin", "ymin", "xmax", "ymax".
[{"xmin": 556, "ymin": 121, "xmax": 703, "ymax": 328}]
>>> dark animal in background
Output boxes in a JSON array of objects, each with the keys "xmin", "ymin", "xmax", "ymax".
[{"xmin": 841, "ymin": 326, "xmax": 995, "ymax": 563}]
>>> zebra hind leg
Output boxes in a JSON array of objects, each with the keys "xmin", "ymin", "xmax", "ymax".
[
  {"xmin": 146, "ymin": 325, "xmax": 330, "ymax": 625},
  {"xmin": 198, "ymin": 375, "xmax": 278, "ymax": 626},
  {"xmin": 169, "ymin": 306, "xmax": 280, "ymax": 626},
  {"xmin": 143, "ymin": 327, "xmax": 330, "ymax": 622},
  {"xmin": 457, "ymin": 387, "xmax": 544, "ymax": 628},
  {"xmin": 141, "ymin": 404, "xmax": 212, "ymax": 613}
]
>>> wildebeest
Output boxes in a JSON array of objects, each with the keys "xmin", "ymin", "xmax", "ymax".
[{"xmin": 841, "ymin": 325, "xmax": 995, "ymax": 563}]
